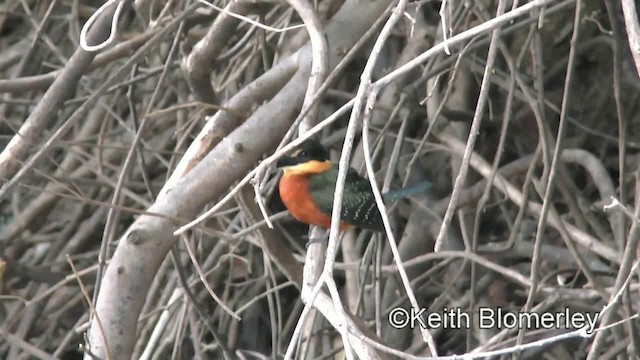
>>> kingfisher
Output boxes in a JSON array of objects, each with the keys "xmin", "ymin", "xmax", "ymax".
[{"xmin": 276, "ymin": 140, "xmax": 431, "ymax": 232}]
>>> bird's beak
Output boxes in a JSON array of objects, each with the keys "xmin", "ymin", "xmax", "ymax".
[{"xmin": 276, "ymin": 156, "xmax": 296, "ymax": 168}]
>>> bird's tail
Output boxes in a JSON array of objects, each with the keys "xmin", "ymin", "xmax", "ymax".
[{"xmin": 382, "ymin": 181, "xmax": 432, "ymax": 201}]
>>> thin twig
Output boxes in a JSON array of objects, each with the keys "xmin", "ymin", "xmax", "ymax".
[
  {"xmin": 433, "ymin": 0, "xmax": 506, "ymax": 252},
  {"xmin": 518, "ymin": 0, "xmax": 582, "ymax": 348}
]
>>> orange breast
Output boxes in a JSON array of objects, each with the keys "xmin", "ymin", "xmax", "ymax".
[{"xmin": 279, "ymin": 174, "xmax": 349, "ymax": 230}]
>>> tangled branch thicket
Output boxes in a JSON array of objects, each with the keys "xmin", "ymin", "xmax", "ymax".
[{"xmin": 1, "ymin": 0, "xmax": 640, "ymax": 358}]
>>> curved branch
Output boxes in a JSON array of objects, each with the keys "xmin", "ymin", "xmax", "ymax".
[
  {"xmin": 0, "ymin": 2, "xmax": 123, "ymax": 184},
  {"xmin": 561, "ymin": 149, "xmax": 624, "ymax": 247},
  {"xmin": 181, "ymin": 0, "xmax": 252, "ymax": 103},
  {"xmin": 285, "ymin": 0, "xmax": 328, "ymax": 133},
  {"xmin": 0, "ymin": 5, "xmax": 199, "ymax": 202}
]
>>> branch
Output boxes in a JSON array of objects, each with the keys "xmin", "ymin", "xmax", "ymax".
[
  {"xmin": 440, "ymin": 135, "xmax": 622, "ymax": 263},
  {"xmin": 286, "ymin": 0, "xmax": 328, "ymax": 133},
  {"xmin": 181, "ymin": 0, "xmax": 252, "ymax": 103},
  {"xmin": 0, "ymin": 2, "xmax": 123, "ymax": 184},
  {"xmin": 620, "ymin": 0, "xmax": 640, "ymax": 77}
]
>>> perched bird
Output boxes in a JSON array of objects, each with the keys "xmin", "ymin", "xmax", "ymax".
[{"xmin": 276, "ymin": 140, "xmax": 432, "ymax": 232}]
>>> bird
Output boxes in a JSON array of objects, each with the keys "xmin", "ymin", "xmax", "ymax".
[{"xmin": 276, "ymin": 139, "xmax": 431, "ymax": 232}]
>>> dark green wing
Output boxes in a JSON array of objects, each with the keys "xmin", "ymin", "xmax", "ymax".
[{"xmin": 308, "ymin": 166, "xmax": 384, "ymax": 231}]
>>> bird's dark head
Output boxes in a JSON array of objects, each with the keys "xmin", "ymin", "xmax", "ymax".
[{"xmin": 276, "ymin": 139, "xmax": 331, "ymax": 175}]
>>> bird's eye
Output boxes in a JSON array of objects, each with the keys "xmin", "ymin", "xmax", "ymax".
[{"xmin": 299, "ymin": 150, "xmax": 307, "ymax": 157}]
